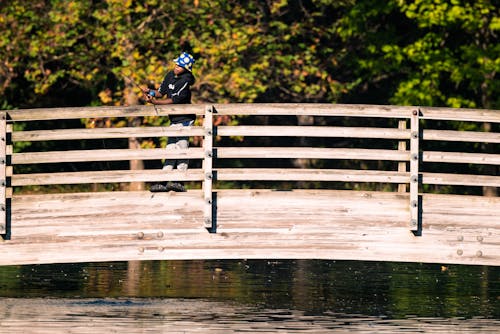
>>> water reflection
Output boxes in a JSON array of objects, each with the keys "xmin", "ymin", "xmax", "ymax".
[
  {"xmin": 1, "ymin": 297, "xmax": 498, "ymax": 333},
  {"xmin": 0, "ymin": 260, "xmax": 498, "ymax": 333}
]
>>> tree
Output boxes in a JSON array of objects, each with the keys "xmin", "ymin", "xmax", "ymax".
[{"xmin": 335, "ymin": 0, "xmax": 499, "ymax": 109}]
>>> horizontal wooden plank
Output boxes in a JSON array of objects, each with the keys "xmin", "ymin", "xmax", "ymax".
[
  {"xmin": 213, "ymin": 103, "xmax": 498, "ymax": 122},
  {"xmin": 13, "ymin": 168, "xmax": 498, "ymax": 188},
  {"xmin": 12, "ymin": 125, "xmax": 411, "ymax": 142},
  {"xmin": 5, "ymin": 104, "xmax": 498, "ymax": 123},
  {"xmin": 6, "ymin": 104, "xmax": 205, "ymax": 121},
  {"xmin": 423, "ymin": 129, "xmax": 500, "ymax": 143},
  {"xmin": 12, "ymin": 147, "xmax": 204, "ymax": 164},
  {"xmin": 12, "ymin": 168, "xmax": 409, "ymax": 186},
  {"xmin": 216, "ymin": 147, "xmax": 410, "ymax": 161},
  {"xmin": 422, "ymin": 172, "xmax": 500, "ymax": 187},
  {"xmin": 213, "ymin": 103, "xmax": 415, "ymax": 118},
  {"xmin": 215, "ymin": 189, "xmax": 499, "ymax": 229},
  {"xmin": 420, "ymin": 106, "xmax": 500, "ymax": 123},
  {"xmin": 422, "ymin": 192, "xmax": 500, "ymax": 225},
  {"xmin": 12, "ymin": 150, "xmax": 498, "ymax": 174},
  {"xmin": 423, "ymin": 151, "xmax": 500, "ymax": 165},
  {"xmin": 2, "ymin": 235, "xmax": 498, "ymax": 266},
  {"xmin": 12, "ymin": 147, "xmax": 410, "ymax": 165},
  {"xmin": 17, "ymin": 148, "xmax": 497, "ymax": 171},
  {"xmin": 12, "ymin": 126, "xmax": 205, "ymax": 141},
  {"xmin": 13, "ymin": 125, "xmax": 498, "ymax": 144},
  {"xmin": 219, "ymin": 125, "xmax": 500, "ymax": 144},
  {"xmin": 217, "ymin": 125, "xmax": 410, "ymax": 139},
  {"xmin": 217, "ymin": 169, "xmax": 500, "ymax": 187},
  {"xmin": 215, "ymin": 168, "xmax": 409, "ymax": 183},
  {"xmin": 9, "ymin": 190, "xmax": 205, "ymax": 240},
  {"xmin": 12, "ymin": 169, "xmax": 205, "ymax": 186}
]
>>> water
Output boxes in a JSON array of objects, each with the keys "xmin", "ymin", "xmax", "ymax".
[{"xmin": 0, "ymin": 260, "xmax": 498, "ymax": 333}]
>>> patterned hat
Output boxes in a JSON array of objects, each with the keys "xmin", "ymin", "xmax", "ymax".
[{"xmin": 173, "ymin": 52, "xmax": 195, "ymax": 72}]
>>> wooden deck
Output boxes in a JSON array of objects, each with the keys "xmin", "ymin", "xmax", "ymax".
[
  {"xmin": 0, "ymin": 103, "xmax": 498, "ymax": 266},
  {"xmin": 2, "ymin": 189, "xmax": 498, "ymax": 266}
]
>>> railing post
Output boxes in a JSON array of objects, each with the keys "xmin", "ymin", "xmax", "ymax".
[
  {"xmin": 398, "ymin": 119, "xmax": 407, "ymax": 193},
  {"xmin": 203, "ymin": 105, "xmax": 214, "ymax": 231},
  {"xmin": 0, "ymin": 112, "xmax": 6, "ymax": 235},
  {"xmin": 410, "ymin": 109, "xmax": 421, "ymax": 233}
]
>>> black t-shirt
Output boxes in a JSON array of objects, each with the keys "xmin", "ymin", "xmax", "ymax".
[{"xmin": 158, "ymin": 71, "xmax": 196, "ymax": 123}]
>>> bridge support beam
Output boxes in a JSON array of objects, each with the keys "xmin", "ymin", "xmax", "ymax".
[
  {"xmin": 410, "ymin": 109, "xmax": 421, "ymax": 233},
  {"xmin": 0, "ymin": 112, "xmax": 6, "ymax": 236},
  {"xmin": 203, "ymin": 105, "xmax": 215, "ymax": 232}
]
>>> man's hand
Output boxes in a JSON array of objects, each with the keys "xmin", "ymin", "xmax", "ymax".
[
  {"xmin": 144, "ymin": 94, "xmax": 155, "ymax": 104},
  {"xmin": 142, "ymin": 89, "xmax": 156, "ymax": 104}
]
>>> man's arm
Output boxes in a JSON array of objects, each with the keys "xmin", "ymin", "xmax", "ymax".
[
  {"xmin": 148, "ymin": 96, "xmax": 174, "ymax": 105},
  {"xmin": 143, "ymin": 88, "xmax": 173, "ymax": 105}
]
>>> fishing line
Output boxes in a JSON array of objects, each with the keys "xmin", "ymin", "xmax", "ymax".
[
  {"xmin": 122, "ymin": 73, "xmax": 170, "ymax": 171},
  {"xmin": 123, "ymin": 74, "xmax": 160, "ymax": 116}
]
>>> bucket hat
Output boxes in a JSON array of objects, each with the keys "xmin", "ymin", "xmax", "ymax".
[{"xmin": 173, "ymin": 52, "xmax": 195, "ymax": 72}]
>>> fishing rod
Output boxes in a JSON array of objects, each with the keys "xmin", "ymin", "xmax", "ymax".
[
  {"xmin": 122, "ymin": 74, "xmax": 153, "ymax": 95},
  {"xmin": 122, "ymin": 74, "xmax": 159, "ymax": 114}
]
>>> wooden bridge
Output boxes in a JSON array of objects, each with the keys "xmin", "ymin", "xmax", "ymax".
[{"xmin": 0, "ymin": 104, "xmax": 498, "ymax": 266}]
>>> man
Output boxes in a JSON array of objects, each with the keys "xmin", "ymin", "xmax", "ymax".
[{"xmin": 145, "ymin": 52, "xmax": 196, "ymax": 192}]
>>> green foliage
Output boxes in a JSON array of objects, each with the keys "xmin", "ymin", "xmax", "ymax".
[
  {"xmin": 1, "ymin": 0, "xmax": 497, "ymax": 108},
  {"xmin": 0, "ymin": 0, "xmax": 351, "ymax": 106},
  {"xmin": 337, "ymin": 0, "xmax": 499, "ymax": 108}
]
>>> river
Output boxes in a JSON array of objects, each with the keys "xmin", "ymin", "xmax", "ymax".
[{"xmin": 0, "ymin": 260, "xmax": 498, "ymax": 333}]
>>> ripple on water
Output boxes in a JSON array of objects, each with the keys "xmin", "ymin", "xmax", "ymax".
[{"xmin": 0, "ymin": 298, "xmax": 499, "ymax": 333}]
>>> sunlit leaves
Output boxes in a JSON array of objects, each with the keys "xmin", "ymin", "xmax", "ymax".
[
  {"xmin": 0, "ymin": 0, "xmax": 497, "ymax": 109},
  {"xmin": 338, "ymin": 0, "xmax": 499, "ymax": 108}
]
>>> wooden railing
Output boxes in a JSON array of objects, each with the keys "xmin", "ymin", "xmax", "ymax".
[
  {"xmin": 2, "ymin": 104, "xmax": 499, "ymax": 234},
  {"xmin": 4, "ymin": 104, "xmax": 500, "ymax": 230}
]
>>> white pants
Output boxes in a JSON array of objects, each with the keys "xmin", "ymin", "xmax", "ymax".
[{"xmin": 162, "ymin": 120, "xmax": 194, "ymax": 171}]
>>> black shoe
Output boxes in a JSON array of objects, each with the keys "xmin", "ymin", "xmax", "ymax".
[
  {"xmin": 168, "ymin": 182, "xmax": 186, "ymax": 192},
  {"xmin": 150, "ymin": 183, "xmax": 170, "ymax": 192}
]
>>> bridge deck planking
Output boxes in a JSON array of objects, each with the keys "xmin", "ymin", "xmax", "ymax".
[{"xmin": 2, "ymin": 189, "xmax": 498, "ymax": 266}]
